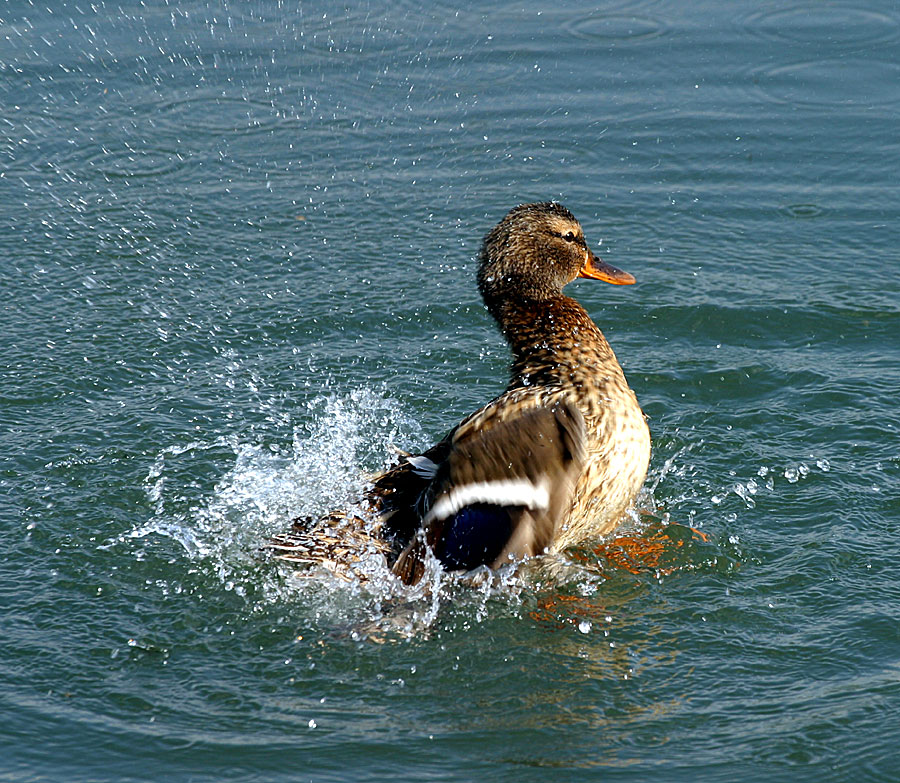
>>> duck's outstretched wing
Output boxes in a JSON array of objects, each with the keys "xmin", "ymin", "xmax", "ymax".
[
  {"xmin": 367, "ymin": 439, "xmax": 452, "ymax": 559},
  {"xmin": 266, "ymin": 510, "xmax": 392, "ymax": 581},
  {"xmin": 264, "ymin": 440, "xmax": 449, "ymax": 579},
  {"xmin": 392, "ymin": 401, "xmax": 586, "ymax": 584}
]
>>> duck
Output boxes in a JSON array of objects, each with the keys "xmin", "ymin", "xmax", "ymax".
[{"xmin": 269, "ymin": 201, "xmax": 651, "ymax": 585}]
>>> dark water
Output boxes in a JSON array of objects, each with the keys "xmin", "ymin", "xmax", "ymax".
[{"xmin": 2, "ymin": 0, "xmax": 899, "ymax": 780}]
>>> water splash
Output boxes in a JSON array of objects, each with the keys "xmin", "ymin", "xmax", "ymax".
[
  {"xmin": 104, "ymin": 388, "xmax": 430, "ymax": 620},
  {"xmin": 106, "ymin": 386, "xmax": 836, "ymax": 638}
]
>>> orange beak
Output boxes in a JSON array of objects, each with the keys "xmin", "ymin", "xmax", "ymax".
[{"xmin": 578, "ymin": 254, "xmax": 636, "ymax": 285}]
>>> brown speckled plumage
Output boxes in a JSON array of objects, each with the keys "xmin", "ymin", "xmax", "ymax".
[{"xmin": 269, "ymin": 201, "xmax": 651, "ymax": 584}]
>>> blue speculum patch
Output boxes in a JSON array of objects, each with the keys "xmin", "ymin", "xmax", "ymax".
[{"xmin": 438, "ymin": 504, "xmax": 515, "ymax": 571}]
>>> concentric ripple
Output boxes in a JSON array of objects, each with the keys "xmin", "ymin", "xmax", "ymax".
[
  {"xmin": 754, "ymin": 58, "xmax": 900, "ymax": 108},
  {"xmin": 744, "ymin": 4, "xmax": 900, "ymax": 47},
  {"xmin": 564, "ymin": 12, "xmax": 665, "ymax": 43}
]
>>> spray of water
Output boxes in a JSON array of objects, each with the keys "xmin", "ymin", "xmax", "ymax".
[{"xmin": 108, "ymin": 384, "xmax": 832, "ymax": 639}]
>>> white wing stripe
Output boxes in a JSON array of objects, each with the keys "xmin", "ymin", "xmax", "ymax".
[{"xmin": 425, "ymin": 478, "xmax": 549, "ymax": 524}]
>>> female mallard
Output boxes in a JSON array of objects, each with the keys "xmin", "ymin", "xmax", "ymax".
[{"xmin": 270, "ymin": 202, "xmax": 650, "ymax": 584}]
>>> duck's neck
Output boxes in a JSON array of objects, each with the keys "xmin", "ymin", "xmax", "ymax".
[{"xmin": 490, "ymin": 294, "xmax": 625, "ymax": 393}]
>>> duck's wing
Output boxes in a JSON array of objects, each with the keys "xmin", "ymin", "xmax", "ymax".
[
  {"xmin": 266, "ymin": 509, "xmax": 392, "ymax": 581},
  {"xmin": 367, "ymin": 439, "xmax": 452, "ymax": 559},
  {"xmin": 392, "ymin": 400, "xmax": 586, "ymax": 584}
]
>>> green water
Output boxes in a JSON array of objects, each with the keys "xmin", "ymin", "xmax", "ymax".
[{"xmin": 2, "ymin": 1, "xmax": 899, "ymax": 780}]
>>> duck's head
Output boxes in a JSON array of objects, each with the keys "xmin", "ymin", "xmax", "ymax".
[{"xmin": 477, "ymin": 202, "xmax": 634, "ymax": 306}]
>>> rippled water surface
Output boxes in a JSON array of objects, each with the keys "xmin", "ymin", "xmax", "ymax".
[{"xmin": 2, "ymin": 1, "xmax": 899, "ymax": 780}]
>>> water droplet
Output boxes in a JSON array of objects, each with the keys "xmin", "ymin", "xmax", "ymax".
[
  {"xmin": 578, "ymin": 620, "xmax": 592, "ymax": 634},
  {"xmin": 733, "ymin": 483, "xmax": 756, "ymax": 508}
]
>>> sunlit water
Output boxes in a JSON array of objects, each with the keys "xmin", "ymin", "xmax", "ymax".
[{"xmin": 2, "ymin": 1, "xmax": 899, "ymax": 781}]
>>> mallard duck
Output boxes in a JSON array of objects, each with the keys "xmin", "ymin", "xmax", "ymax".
[{"xmin": 270, "ymin": 202, "xmax": 651, "ymax": 584}]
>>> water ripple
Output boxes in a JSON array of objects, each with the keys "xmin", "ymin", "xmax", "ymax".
[
  {"xmin": 155, "ymin": 93, "xmax": 285, "ymax": 136},
  {"xmin": 754, "ymin": 58, "xmax": 900, "ymax": 108},
  {"xmin": 743, "ymin": 4, "xmax": 900, "ymax": 47},
  {"xmin": 780, "ymin": 203, "xmax": 825, "ymax": 219},
  {"xmin": 564, "ymin": 13, "xmax": 666, "ymax": 44},
  {"xmin": 79, "ymin": 144, "xmax": 193, "ymax": 180}
]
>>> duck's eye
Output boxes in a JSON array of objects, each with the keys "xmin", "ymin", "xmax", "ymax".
[{"xmin": 564, "ymin": 231, "xmax": 577, "ymax": 242}]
